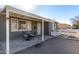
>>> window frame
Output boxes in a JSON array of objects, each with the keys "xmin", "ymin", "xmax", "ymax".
[
  {"xmin": 11, "ymin": 18, "xmax": 18, "ymax": 32},
  {"xmin": 11, "ymin": 18, "xmax": 32, "ymax": 32},
  {"xmin": 18, "ymin": 20, "xmax": 27, "ymax": 31}
]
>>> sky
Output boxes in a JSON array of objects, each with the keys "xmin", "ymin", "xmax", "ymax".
[
  {"xmin": 32, "ymin": 5, "xmax": 79, "ymax": 25},
  {"xmin": 1, "ymin": 5, "xmax": 79, "ymax": 25}
]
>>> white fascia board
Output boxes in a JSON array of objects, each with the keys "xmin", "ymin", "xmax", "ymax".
[
  {"xmin": 45, "ymin": 18, "xmax": 55, "ymax": 23},
  {"xmin": 5, "ymin": 5, "xmax": 56, "ymax": 23},
  {"xmin": 5, "ymin": 6, "xmax": 44, "ymax": 20}
]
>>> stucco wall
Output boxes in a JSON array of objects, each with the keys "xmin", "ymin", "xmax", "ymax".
[{"xmin": 37, "ymin": 22, "xmax": 42, "ymax": 35}]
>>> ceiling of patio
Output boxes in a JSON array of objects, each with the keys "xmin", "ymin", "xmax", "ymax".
[{"xmin": 9, "ymin": 12, "xmax": 42, "ymax": 22}]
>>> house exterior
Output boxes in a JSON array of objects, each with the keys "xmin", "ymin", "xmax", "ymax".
[
  {"xmin": 57, "ymin": 23, "xmax": 71, "ymax": 29},
  {"xmin": 0, "ymin": 6, "xmax": 57, "ymax": 53}
]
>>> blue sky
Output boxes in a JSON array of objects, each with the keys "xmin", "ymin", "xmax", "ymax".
[
  {"xmin": 32, "ymin": 5, "xmax": 79, "ymax": 25},
  {"xmin": 1, "ymin": 5, "xmax": 79, "ymax": 25}
]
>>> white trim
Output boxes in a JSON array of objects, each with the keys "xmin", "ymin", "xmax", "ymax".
[
  {"xmin": 18, "ymin": 20, "xmax": 27, "ymax": 31},
  {"xmin": 6, "ymin": 9, "xmax": 9, "ymax": 54},
  {"xmin": 5, "ymin": 6, "xmax": 55, "ymax": 22},
  {"xmin": 5, "ymin": 6, "xmax": 43, "ymax": 20},
  {"xmin": 42, "ymin": 20, "xmax": 44, "ymax": 42},
  {"xmin": 11, "ymin": 18, "xmax": 18, "ymax": 32},
  {"xmin": 54, "ymin": 23, "xmax": 56, "ymax": 31},
  {"xmin": 11, "ymin": 18, "xmax": 29, "ymax": 32},
  {"xmin": 52, "ymin": 22, "xmax": 55, "ymax": 31}
]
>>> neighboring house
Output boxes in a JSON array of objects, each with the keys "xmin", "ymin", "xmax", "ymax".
[
  {"xmin": 0, "ymin": 6, "xmax": 57, "ymax": 53},
  {"xmin": 57, "ymin": 23, "xmax": 71, "ymax": 29}
]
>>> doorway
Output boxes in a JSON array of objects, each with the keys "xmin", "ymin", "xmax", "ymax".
[{"xmin": 32, "ymin": 21, "xmax": 37, "ymax": 35}]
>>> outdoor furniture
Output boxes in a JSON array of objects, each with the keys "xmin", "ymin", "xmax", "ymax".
[
  {"xmin": 23, "ymin": 31, "xmax": 35, "ymax": 41},
  {"xmin": 28, "ymin": 33, "xmax": 35, "ymax": 40},
  {"xmin": 23, "ymin": 34, "xmax": 30, "ymax": 41}
]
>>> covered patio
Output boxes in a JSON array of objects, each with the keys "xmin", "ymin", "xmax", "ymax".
[
  {"xmin": 5, "ymin": 6, "xmax": 56, "ymax": 53},
  {"xmin": 0, "ymin": 6, "xmax": 55, "ymax": 54},
  {"xmin": 10, "ymin": 35, "xmax": 53, "ymax": 53}
]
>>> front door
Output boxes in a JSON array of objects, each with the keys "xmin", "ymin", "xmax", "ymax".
[{"xmin": 32, "ymin": 21, "xmax": 37, "ymax": 35}]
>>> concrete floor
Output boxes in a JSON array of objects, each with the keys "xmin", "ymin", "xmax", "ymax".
[
  {"xmin": 10, "ymin": 35, "xmax": 53, "ymax": 53},
  {"xmin": 0, "ymin": 41, "xmax": 6, "ymax": 54},
  {"xmin": 15, "ymin": 37, "xmax": 79, "ymax": 54}
]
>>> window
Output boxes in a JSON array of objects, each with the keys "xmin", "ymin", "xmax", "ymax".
[
  {"xmin": 11, "ymin": 18, "xmax": 28, "ymax": 32},
  {"xmin": 11, "ymin": 18, "xmax": 18, "ymax": 32},
  {"xmin": 19, "ymin": 20, "xmax": 27, "ymax": 31}
]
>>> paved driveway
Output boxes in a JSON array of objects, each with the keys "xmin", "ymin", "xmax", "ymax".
[{"xmin": 15, "ymin": 37, "xmax": 79, "ymax": 54}]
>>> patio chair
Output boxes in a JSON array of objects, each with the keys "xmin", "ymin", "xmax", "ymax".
[
  {"xmin": 22, "ymin": 32, "xmax": 30, "ymax": 41},
  {"xmin": 28, "ymin": 32, "xmax": 35, "ymax": 40},
  {"xmin": 23, "ymin": 31, "xmax": 35, "ymax": 41}
]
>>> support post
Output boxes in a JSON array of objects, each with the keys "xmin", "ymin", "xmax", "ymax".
[
  {"xmin": 53, "ymin": 22, "xmax": 55, "ymax": 31},
  {"xmin": 54, "ymin": 22, "xmax": 56, "ymax": 31},
  {"xmin": 42, "ymin": 20, "xmax": 44, "ymax": 42},
  {"xmin": 6, "ymin": 9, "xmax": 10, "ymax": 54}
]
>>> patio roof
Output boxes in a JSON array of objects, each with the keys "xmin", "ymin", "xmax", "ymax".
[
  {"xmin": 0, "ymin": 6, "xmax": 57, "ymax": 54},
  {"xmin": 1, "ymin": 5, "xmax": 55, "ymax": 23},
  {"xmin": 9, "ymin": 12, "xmax": 42, "ymax": 22}
]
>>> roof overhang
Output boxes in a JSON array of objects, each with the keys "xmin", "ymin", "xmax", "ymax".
[{"xmin": 2, "ymin": 5, "xmax": 55, "ymax": 23}]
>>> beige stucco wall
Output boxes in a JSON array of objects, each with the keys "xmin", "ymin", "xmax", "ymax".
[
  {"xmin": 37, "ymin": 22, "xmax": 42, "ymax": 35},
  {"xmin": 27, "ymin": 21, "xmax": 32, "ymax": 31}
]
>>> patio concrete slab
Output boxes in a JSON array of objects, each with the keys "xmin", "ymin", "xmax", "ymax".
[
  {"xmin": 10, "ymin": 35, "xmax": 53, "ymax": 53},
  {"xmin": 0, "ymin": 41, "xmax": 6, "ymax": 54}
]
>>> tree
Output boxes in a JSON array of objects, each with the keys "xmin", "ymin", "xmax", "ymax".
[
  {"xmin": 70, "ymin": 17, "xmax": 79, "ymax": 29},
  {"xmin": 73, "ymin": 24, "xmax": 79, "ymax": 29}
]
